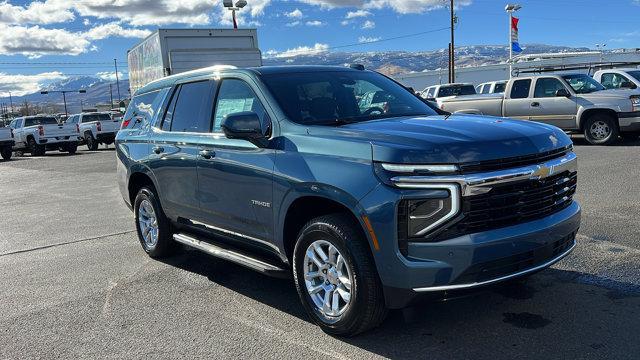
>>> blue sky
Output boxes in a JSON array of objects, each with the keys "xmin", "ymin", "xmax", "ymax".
[{"xmin": 1, "ymin": 0, "xmax": 639, "ymax": 95}]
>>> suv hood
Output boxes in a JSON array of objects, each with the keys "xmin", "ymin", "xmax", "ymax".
[
  {"xmin": 336, "ymin": 114, "xmax": 572, "ymax": 164},
  {"xmin": 580, "ymin": 88, "xmax": 640, "ymax": 100}
]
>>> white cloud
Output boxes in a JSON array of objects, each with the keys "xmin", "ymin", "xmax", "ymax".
[
  {"xmin": 0, "ymin": 0, "xmax": 75, "ymax": 25},
  {"xmin": 346, "ymin": 10, "xmax": 371, "ymax": 18},
  {"xmin": 83, "ymin": 18, "xmax": 91, "ymax": 26},
  {"xmin": 300, "ymin": 0, "xmax": 472, "ymax": 14},
  {"xmin": 96, "ymin": 71, "xmax": 126, "ymax": 81},
  {"xmin": 285, "ymin": 8, "xmax": 304, "ymax": 18},
  {"xmin": 265, "ymin": 43, "xmax": 329, "ymax": 58},
  {"xmin": 73, "ymin": 0, "xmax": 215, "ymax": 26},
  {"xmin": 306, "ymin": 20, "xmax": 325, "ymax": 26},
  {"xmin": 286, "ymin": 21, "xmax": 301, "ymax": 27},
  {"xmin": 358, "ymin": 36, "xmax": 380, "ymax": 43},
  {"xmin": 0, "ymin": 22, "xmax": 150, "ymax": 58},
  {"xmin": 341, "ymin": 20, "xmax": 350, "ymax": 26},
  {"xmin": 0, "ymin": 71, "xmax": 67, "ymax": 96},
  {"xmin": 362, "ymin": 20, "xmax": 375, "ymax": 29}
]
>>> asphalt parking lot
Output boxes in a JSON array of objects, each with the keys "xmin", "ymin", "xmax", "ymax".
[{"xmin": 1, "ymin": 138, "xmax": 639, "ymax": 360}]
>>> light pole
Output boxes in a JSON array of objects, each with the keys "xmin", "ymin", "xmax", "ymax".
[
  {"xmin": 596, "ymin": 44, "xmax": 606, "ymax": 63},
  {"xmin": 449, "ymin": 0, "xmax": 457, "ymax": 83},
  {"xmin": 40, "ymin": 89, "xmax": 87, "ymax": 117},
  {"xmin": 223, "ymin": 0, "xmax": 247, "ymax": 29},
  {"xmin": 505, "ymin": 4, "xmax": 522, "ymax": 77}
]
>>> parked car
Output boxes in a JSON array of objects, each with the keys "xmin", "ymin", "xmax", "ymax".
[
  {"xmin": 66, "ymin": 112, "xmax": 121, "ymax": 150},
  {"xmin": 0, "ymin": 126, "xmax": 14, "ymax": 160},
  {"xmin": 420, "ymin": 83, "xmax": 476, "ymax": 106},
  {"xmin": 117, "ymin": 65, "xmax": 580, "ymax": 336},
  {"xmin": 440, "ymin": 73, "xmax": 640, "ymax": 144},
  {"xmin": 593, "ymin": 68, "xmax": 640, "ymax": 90},
  {"xmin": 9, "ymin": 115, "xmax": 80, "ymax": 155},
  {"xmin": 476, "ymin": 80, "xmax": 507, "ymax": 94}
]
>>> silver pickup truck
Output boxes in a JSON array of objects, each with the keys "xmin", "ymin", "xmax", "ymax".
[{"xmin": 440, "ymin": 74, "xmax": 640, "ymax": 145}]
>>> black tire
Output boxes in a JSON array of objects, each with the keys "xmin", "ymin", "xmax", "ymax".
[
  {"xmin": 292, "ymin": 214, "xmax": 387, "ymax": 336},
  {"xmin": 85, "ymin": 133, "xmax": 98, "ymax": 151},
  {"xmin": 65, "ymin": 142, "xmax": 78, "ymax": 154},
  {"xmin": 134, "ymin": 187, "xmax": 175, "ymax": 258},
  {"xmin": 1, "ymin": 146, "xmax": 12, "ymax": 160},
  {"xmin": 583, "ymin": 113, "xmax": 619, "ymax": 145},
  {"xmin": 28, "ymin": 137, "xmax": 45, "ymax": 156}
]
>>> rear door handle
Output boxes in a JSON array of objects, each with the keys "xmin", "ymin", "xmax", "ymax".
[
  {"xmin": 152, "ymin": 146, "xmax": 164, "ymax": 154},
  {"xmin": 531, "ymin": 102, "xmax": 540, "ymax": 107},
  {"xmin": 199, "ymin": 149, "xmax": 215, "ymax": 159}
]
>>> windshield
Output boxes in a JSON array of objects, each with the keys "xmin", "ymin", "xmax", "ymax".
[
  {"xmin": 259, "ymin": 71, "xmax": 437, "ymax": 126},
  {"xmin": 561, "ymin": 74, "xmax": 605, "ymax": 94},
  {"xmin": 24, "ymin": 117, "xmax": 58, "ymax": 127},
  {"xmin": 627, "ymin": 71, "xmax": 640, "ymax": 82},
  {"xmin": 438, "ymin": 85, "xmax": 476, "ymax": 97}
]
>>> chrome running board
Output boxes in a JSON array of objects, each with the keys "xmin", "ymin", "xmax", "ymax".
[{"xmin": 173, "ymin": 233, "xmax": 289, "ymax": 278}]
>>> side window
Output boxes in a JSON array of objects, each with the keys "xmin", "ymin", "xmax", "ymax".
[
  {"xmin": 161, "ymin": 88, "xmax": 180, "ymax": 131},
  {"xmin": 534, "ymin": 78, "xmax": 567, "ymax": 98},
  {"xmin": 213, "ymin": 79, "xmax": 267, "ymax": 133},
  {"xmin": 167, "ymin": 80, "xmax": 216, "ymax": 133},
  {"xmin": 123, "ymin": 89, "xmax": 165, "ymax": 129},
  {"xmin": 600, "ymin": 73, "xmax": 629, "ymax": 89},
  {"xmin": 494, "ymin": 82, "xmax": 506, "ymax": 93},
  {"xmin": 426, "ymin": 87, "xmax": 435, "ymax": 98},
  {"xmin": 481, "ymin": 84, "xmax": 491, "ymax": 94},
  {"xmin": 510, "ymin": 79, "xmax": 532, "ymax": 99},
  {"xmin": 8, "ymin": 120, "xmax": 16, "ymax": 129}
]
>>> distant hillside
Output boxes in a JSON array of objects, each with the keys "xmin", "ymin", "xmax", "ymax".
[{"xmin": 1, "ymin": 44, "xmax": 590, "ymax": 112}]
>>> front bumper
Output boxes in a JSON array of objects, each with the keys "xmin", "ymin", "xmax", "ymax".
[{"xmin": 618, "ymin": 111, "xmax": 640, "ymax": 132}]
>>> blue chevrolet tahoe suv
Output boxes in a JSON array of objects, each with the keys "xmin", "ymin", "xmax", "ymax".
[{"xmin": 116, "ymin": 65, "xmax": 580, "ymax": 336}]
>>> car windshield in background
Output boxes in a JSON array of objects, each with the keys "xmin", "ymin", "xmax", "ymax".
[
  {"xmin": 438, "ymin": 85, "xmax": 476, "ymax": 97},
  {"xmin": 24, "ymin": 117, "xmax": 58, "ymax": 127},
  {"xmin": 84, "ymin": 114, "xmax": 112, "ymax": 122},
  {"xmin": 561, "ymin": 74, "xmax": 605, "ymax": 94},
  {"xmin": 494, "ymin": 82, "xmax": 506, "ymax": 93},
  {"xmin": 627, "ymin": 71, "xmax": 640, "ymax": 82},
  {"xmin": 259, "ymin": 71, "xmax": 436, "ymax": 126}
]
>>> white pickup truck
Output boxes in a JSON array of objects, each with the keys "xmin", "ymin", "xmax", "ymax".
[
  {"xmin": 593, "ymin": 68, "xmax": 640, "ymax": 91},
  {"xmin": 0, "ymin": 126, "xmax": 14, "ymax": 160},
  {"xmin": 440, "ymin": 73, "xmax": 640, "ymax": 145},
  {"xmin": 9, "ymin": 115, "xmax": 80, "ymax": 155},
  {"xmin": 65, "ymin": 112, "xmax": 120, "ymax": 150}
]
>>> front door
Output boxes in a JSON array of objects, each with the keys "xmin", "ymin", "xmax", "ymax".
[
  {"xmin": 528, "ymin": 77, "xmax": 577, "ymax": 129},
  {"xmin": 197, "ymin": 78, "xmax": 276, "ymax": 249}
]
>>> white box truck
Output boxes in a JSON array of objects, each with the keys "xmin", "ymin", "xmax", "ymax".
[{"xmin": 127, "ymin": 28, "xmax": 262, "ymax": 94}]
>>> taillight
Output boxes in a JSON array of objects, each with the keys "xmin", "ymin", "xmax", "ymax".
[
  {"xmin": 121, "ymin": 119, "xmax": 131, "ymax": 129},
  {"xmin": 76, "ymin": 124, "xmax": 80, "ymax": 133},
  {"xmin": 96, "ymin": 122, "xmax": 102, "ymax": 131},
  {"xmin": 38, "ymin": 125, "xmax": 44, "ymax": 136}
]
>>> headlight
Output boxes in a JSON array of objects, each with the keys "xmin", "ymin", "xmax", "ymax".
[
  {"xmin": 631, "ymin": 96, "xmax": 640, "ymax": 111},
  {"xmin": 397, "ymin": 184, "xmax": 461, "ymax": 254}
]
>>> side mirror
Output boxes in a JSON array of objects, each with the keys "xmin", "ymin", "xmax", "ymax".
[
  {"xmin": 621, "ymin": 81, "xmax": 638, "ymax": 89},
  {"xmin": 555, "ymin": 89, "xmax": 571, "ymax": 98},
  {"xmin": 221, "ymin": 111, "xmax": 268, "ymax": 148}
]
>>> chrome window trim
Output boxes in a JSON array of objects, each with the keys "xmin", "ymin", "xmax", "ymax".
[
  {"xmin": 412, "ymin": 239, "xmax": 576, "ymax": 292},
  {"xmin": 391, "ymin": 151, "xmax": 577, "ymax": 196}
]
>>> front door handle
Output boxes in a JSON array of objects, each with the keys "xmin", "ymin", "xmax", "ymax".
[
  {"xmin": 531, "ymin": 102, "xmax": 540, "ymax": 107},
  {"xmin": 152, "ymin": 146, "xmax": 164, "ymax": 154},
  {"xmin": 199, "ymin": 149, "xmax": 215, "ymax": 159}
]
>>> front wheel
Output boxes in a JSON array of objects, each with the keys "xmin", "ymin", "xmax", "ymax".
[
  {"xmin": 85, "ymin": 133, "xmax": 98, "ymax": 151},
  {"xmin": 293, "ymin": 214, "xmax": 387, "ymax": 336},
  {"xmin": 0, "ymin": 146, "xmax": 12, "ymax": 160},
  {"xmin": 583, "ymin": 114, "xmax": 619, "ymax": 145},
  {"xmin": 134, "ymin": 187, "xmax": 176, "ymax": 258}
]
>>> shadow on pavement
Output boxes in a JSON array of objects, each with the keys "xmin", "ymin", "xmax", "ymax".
[{"xmin": 161, "ymin": 249, "xmax": 640, "ymax": 359}]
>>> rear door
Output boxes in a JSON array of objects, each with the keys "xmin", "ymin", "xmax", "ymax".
[
  {"xmin": 503, "ymin": 79, "xmax": 533, "ymax": 120},
  {"xmin": 148, "ymin": 79, "xmax": 217, "ymax": 221},
  {"xmin": 529, "ymin": 77, "xmax": 577, "ymax": 129},
  {"xmin": 196, "ymin": 77, "xmax": 276, "ymax": 248}
]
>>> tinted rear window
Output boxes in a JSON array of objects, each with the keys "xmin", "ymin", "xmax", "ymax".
[
  {"xmin": 123, "ymin": 89, "xmax": 167, "ymax": 129},
  {"xmin": 494, "ymin": 82, "xmax": 506, "ymax": 93},
  {"xmin": 24, "ymin": 117, "xmax": 58, "ymax": 127},
  {"xmin": 510, "ymin": 79, "xmax": 532, "ymax": 99},
  {"xmin": 82, "ymin": 114, "xmax": 112, "ymax": 122},
  {"xmin": 438, "ymin": 85, "xmax": 476, "ymax": 97},
  {"xmin": 164, "ymin": 80, "xmax": 216, "ymax": 133}
]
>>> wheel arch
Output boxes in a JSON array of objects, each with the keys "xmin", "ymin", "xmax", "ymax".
[
  {"xmin": 578, "ymin": 108, "xmax": 619, "ymax": 131},
  {"xmin": 127, "ymin": 167, "xmax": 160, "ymax": 206}
]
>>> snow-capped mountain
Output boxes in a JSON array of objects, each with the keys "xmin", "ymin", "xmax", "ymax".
[{"xmin": 1, "ymin": 44, "xmax": 590, "ymax": 112}]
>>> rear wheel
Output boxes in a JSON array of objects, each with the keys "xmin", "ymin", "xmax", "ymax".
[
  {"xmin": 292, "ymin": 214, "xmax": 387, "ymax": 336},
  {"xmin": 0, "ymin": 146, "xmax": 12, "ymax": 160},
  {"xmin": 134, "ymin": 187, "xmax": 175, "ymax": 258},
  {"xmin": 583, "ymin": 114, "xmax": 619, "ymax": 145},
  {"xmin": 28, "ymin": 138, "xmax": 45, "ymax": 156},
  {"xmin": 85, "ymin": 133, "xmax": 98, "ymax": 151}
]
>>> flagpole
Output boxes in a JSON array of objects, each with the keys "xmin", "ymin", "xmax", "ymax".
[{"xmin": 509, "ymin": 11, "xmax": 513, "ymax": 77}]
